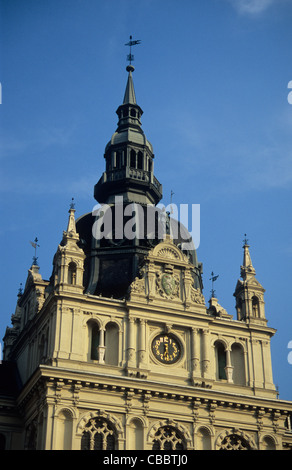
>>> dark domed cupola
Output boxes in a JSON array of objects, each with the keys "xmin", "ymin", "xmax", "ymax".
[
  {"xmin": 94, "ymin": 65, "xmax": 162, "ymax": 206},
  {"xmin": 76, "ymin": 64, "xmax": 202, "ymax": 298}
]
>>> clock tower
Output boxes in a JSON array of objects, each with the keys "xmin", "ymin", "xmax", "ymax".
[{"xmin": 1, "ymin": 61, "xmax": 292, "ymax": 451}]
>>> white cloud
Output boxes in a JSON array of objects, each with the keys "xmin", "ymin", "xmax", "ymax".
[{"xmin": 227, "ymin": 0, "xmax": 275, "ymax": 15}]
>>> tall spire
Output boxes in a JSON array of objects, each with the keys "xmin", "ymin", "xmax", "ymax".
[
  {"xmin": 234, "ymin": 235, "xmax": 267, "ymax": 323},
  {"xmin": 123, "ymin": 65, "xmax": 136, "ymax": 105},
  {"xmin": 240, "ymin": 236, "xmax": 256, "ymax": 281},
  {"xmin": 94, "ymin": 62, "xmax": 162, "ymax": 206}
]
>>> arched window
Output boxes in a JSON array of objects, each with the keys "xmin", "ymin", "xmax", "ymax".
[
  {"xmin": 25, "ymin": 421, "xmax": 37, "ymax": 450},
  {"xmin": 39, "ymin": 333, "xmax": 48, "ymax": 364},
  {"xmin": 252, "ymin": 296, "xmax": 260, "ymax": 317},
  {"xmin": 128, "ymin": 418, "xmax": 144, "ymax": 450},
  {"xmin": 196, "ymin": 427, "xmax": 211, "ymax": 450},
  {"xmin": 137, "ymin": 151, "xmax": 143, "ymax": 170},
  {"xmin": 231, "ymin": 343, "xmax": 246, "ymax": 385},
  {"xmin": 115, "ymin": 151, "xmax": 121, "ymax": 169},
  {"xmin": 55, "ymin": 410, "xmax": 73, "ymax": 450},
  {"xmin": 219, "ymin": 433, "xmax": 251, "ymax": 450},
  {"xmin": 105, "ymin": 322, "xmax": 119, "ymax": 365},
  {"xmin": 215, "ymin": 341, "xmax": 226, "ymax": 380},
  {"xmin": 284, "ymin": 414, "xmax": 292, "ymax": 432},
  {"xmin": 81, "ymin": 418, "xmax": 116, "ymax": 450},
  {"xmin": 130, "ymin": 108, "xmax": 136, "ymax": 117},
  {"xmin": 90, "ymin": 324, "xmax": 100, "ymax": 361},
  {"xmin": 68, "ymin": 262, "xmax": 77, "ymax": 285},
  {"xmin": 130, "ymin": 150, "xmax": 136, "ymax": 168},
  {"xmin": 236, "ymin": 297, "xmax": 243, "ymax": 320},
  {"xmin": 262, "ymin": 436, "xmax": 276, "ymax": 450},
  {"xmin": 152, "ymin": 426, "xmax": 186, "ymax": 450}
]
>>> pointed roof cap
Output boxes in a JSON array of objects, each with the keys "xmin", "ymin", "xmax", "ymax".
[
  {"xmin": 123, "ymin": 65, "xmax": 136, "ymax": 104},
  {"xmin": 61, "ymin": 199, "xmax": 80, "ymax": 245},
  {"xmin": 241, "ymin": 238, "xmax": 256, "ymax": 281}
]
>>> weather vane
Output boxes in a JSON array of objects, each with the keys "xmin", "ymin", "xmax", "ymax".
[
  {"xmin": 243, "ymin": 233, "xmax": 249, "ymax": 245},
  {"xmin": 170, "ymin": 190, "xmax": 175, "ymax": 214},
  {"xmin": 30, "ymin": 237, "xmax": 40, "ymax": 265},
  {"xmin": 209, "ymin": 271, "xmax": 219, "ymax": 298},
  {"xmin": 125, "ymin": 35, "xmax": 141, "ymax": 66}
]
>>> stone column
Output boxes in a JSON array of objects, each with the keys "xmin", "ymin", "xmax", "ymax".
[
  {"xmin": 98, "ymin": 327, "xmax": 106, "ymax": 364},
  {"xmin": 202, "ymin": 329, "xmax": 210, "ymax": 378},
  {"xmin": 138, "ymin": 319, "xmax": 147, "ymax": 367},
  {"xmin": 191, "ymin": 328, "xmax": 200, "ymax": 379},
  {"xmin": 127, "ymin": 317, "xmax": 136, "ymax": 366},
  {"xmin": 224, "ymin": 348, "xmax": 233, "ymax": 383}
]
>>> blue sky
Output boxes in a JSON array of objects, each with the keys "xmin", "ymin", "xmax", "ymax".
[{"xmin": 1, "ymin": 0, "xmax": 292, "ymax": 399}]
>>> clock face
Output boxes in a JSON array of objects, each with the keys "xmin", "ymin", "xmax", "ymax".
[{"xmin": 152, "ymin": 334, "xmax": 181, "ymax": 364}]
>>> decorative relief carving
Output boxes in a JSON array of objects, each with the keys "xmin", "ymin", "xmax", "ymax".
[
  {"xmin": 156, "ymin": 247, "xmax": 180, "ymax": 260},
  {"xmin": 128, "ymin": 236, "xmax": 206, "ymax": 309},
  {"xmin": 130, "ymin": 277, "xmax": 145, "ymax": 294},
  {"xmin": 190, "ymin": 286, "xmax": 205, "ymax": 305},
  {"xmin": 157, "ymin": 272, "xmax": 180, "ymax": 299}
]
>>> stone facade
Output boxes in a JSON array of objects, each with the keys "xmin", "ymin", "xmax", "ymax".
[{"xmin": 1, "ymin": 66, "xmax": 292, "ymax": 451}]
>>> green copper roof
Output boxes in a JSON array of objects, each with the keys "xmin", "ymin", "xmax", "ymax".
[{"xmin": 123, "ymin": 65, "xmax": 136, "ymax": 104}]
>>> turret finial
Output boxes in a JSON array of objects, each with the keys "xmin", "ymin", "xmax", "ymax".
[
  {"xmin": 29, "ymin": 237, "xmax": 40, "ymax": 266},
  {"xmin": 125, "ymin": 35, "xmax": 141, "ymax": 67}
]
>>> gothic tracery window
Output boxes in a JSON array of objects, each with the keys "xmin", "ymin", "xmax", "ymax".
[
  {"xmin": 152, "ymin": 426, "xmax": 185, "ymax": 450},
  {"xmin": 81, "ymin": 418, "xmax": 116, "ymax": 450},
  {"xmin": 219, "ymin": 433, "xmax": 251, "ymax": 450}
]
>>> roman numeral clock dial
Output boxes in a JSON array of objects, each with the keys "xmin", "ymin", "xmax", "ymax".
[{"xmin": 152, "ymin": 334, "xmax": 181, "ymax": 364}]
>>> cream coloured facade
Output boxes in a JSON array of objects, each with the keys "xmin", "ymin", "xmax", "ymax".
[{"xmin": 1, "ymin": 65, "xmax": 292, "ymax": 451}]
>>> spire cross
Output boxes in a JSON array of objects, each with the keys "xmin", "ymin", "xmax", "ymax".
[
  {"xmin": 125, "ymin": 35, "xmax": 141, "ymax": 66},
  {"xmin": 209, "ymin": 271, "xmax": 219, "ymax": 298},
  {"xmin": 30, "ymin": 237, "xmax": 40, "ymax": 265}
]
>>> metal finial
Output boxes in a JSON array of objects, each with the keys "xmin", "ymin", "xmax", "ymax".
[
  {"xmin": 29, "ymin": 237, "xmax": 40, "ymax": 265},
  {"xmin": 70, "ymin": 197, "xmax": 75, "ymax": 210},
  {"xmin": 209, "ymin": 271, "xmax": 219, "ymax": 298},
  {"xmin": 125, "ymin": 35, "xmax": 141, "ymax": 66},
  {"xmin": 243, "ymin": 233, "xmax": 249, "ymax": 246},
  {"xmin": 170, "ymin": 190, "xmax": 175, "ymax": 214}
]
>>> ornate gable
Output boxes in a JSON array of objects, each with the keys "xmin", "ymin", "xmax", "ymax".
[{"xmin": 129, "ymin": 235, "xmax": 205, "ymax": 310}]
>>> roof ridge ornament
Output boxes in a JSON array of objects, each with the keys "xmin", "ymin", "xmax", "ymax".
[
  {"xmin": 29, "ymin": 237, "xmax": 40, "ymax": 266},
  {"xmin": 125, "ymin": 35, "xmax": 141, "ymax": 68}
]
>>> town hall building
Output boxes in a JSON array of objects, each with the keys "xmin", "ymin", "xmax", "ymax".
[{"xmin": 1, "ymin": 60, "xmax": 292, "ymax": 451}]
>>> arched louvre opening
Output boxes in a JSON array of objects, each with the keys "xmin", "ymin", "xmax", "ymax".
[
  {"xmin": 215, "ymin": 341, "xmax": 227, "ymax": 380},
  {"xmin": 90, "ymin": 324, "xmax": 100, "ymax": 361},
  {"xmin": 130, "ymin": 149, "xmax": 136, "ymax": 168},
  {"xmin": 252, "ymin": 296, "xmax": 260, "ymax": 317},
  {"xmin": 68, "ymin": 262, "xmax": 77, "ymax": 285}
]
